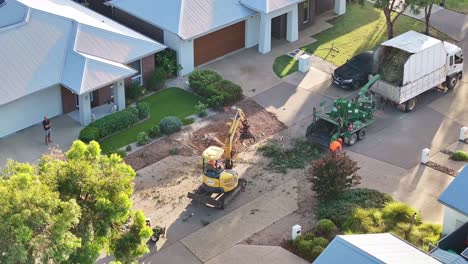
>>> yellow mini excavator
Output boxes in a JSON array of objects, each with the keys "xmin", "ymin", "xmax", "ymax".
[{"xmin": 187, "ymin": 108, "xmax": 255, "ymax": 209}]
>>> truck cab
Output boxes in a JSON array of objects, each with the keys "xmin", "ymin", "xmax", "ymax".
[{"xmin": 444, "ymin": 42, "xmax": 463, "ymax": 86}]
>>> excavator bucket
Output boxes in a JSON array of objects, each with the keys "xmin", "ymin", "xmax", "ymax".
[{"xmin": 306, "ymin": 118, "xmax": 338, "ymax": 147}]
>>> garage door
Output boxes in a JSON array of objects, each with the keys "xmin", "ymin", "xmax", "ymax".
[
  {"xmin": 0, "ymin": 85, "xmax": 62, "ymax": 138},
  {"xmin": 194, "ymin": 21, "xmax": 245, "ymax": 66}
]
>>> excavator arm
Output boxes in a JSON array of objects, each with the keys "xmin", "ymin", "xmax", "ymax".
[{"xmin": 223, "ymin": 108, "xmax": 247, "ymax": 168}]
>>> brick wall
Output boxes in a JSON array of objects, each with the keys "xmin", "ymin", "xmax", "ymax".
[{"xmin": 141, "ymin": 55, "xmax": 155, "ymax": 85}]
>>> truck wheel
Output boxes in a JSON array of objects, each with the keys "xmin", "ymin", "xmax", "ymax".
[
  {"xmin": 447, "ymin": 75, "xmax": 458, "ymax": 89},
  {"xmin": 358, "ymin": 128, "xmax": 367, "ymax": 140},
  {"xmin": 405, "ymin": 98, "xmax": 417, "ymax": 112},
  {"xmin": 346, "ymin": 133, "xmax": 358, "ymax": 146}
]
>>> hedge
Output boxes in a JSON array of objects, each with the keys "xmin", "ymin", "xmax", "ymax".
[
  {"xmin": 78, "ymin": 127, "xmax": 100, "ymax": 143},
  {"xmin": 188, "ymin": 69, "xmax": 222, "ymax": 94},
  {"xmin": 86, "ymin": 107, "xmax": 139, "ymax": 140},
  {"xmin": 205, "ymin": 80, "xmax": 243, "ymax": 105}
]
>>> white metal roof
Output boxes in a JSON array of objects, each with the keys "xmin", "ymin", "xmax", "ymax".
[
  {"xmin": 314, "ymin": 233, "xmax": 441, "ymax": 264},
  {"xmin": 240, "ymin": 0, "xmax": 302, "ymax": 14},
  {"xmin": 111, "ymin": 0, "xmax": 257, "ymax": 40},
  {"xmin": 381, "ymin": 30, "xmax": 443, "ymax": 54},
  {"xmin": 0, "ymin": 0, "xmax": 165, "ymax": 106}
]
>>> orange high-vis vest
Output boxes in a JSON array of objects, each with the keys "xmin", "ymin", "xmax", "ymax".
[{"xmin": 329, "ymin": 140, "xmax": 342, "ymax": 152}]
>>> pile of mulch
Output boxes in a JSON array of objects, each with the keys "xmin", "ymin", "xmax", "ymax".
[
  {"xmin": 124, "ymin": 138, "xmax": 196, "ymax": 171},
  {"xmin": 425, "ymin": 161, "xmax": 457, "ymax": 177},
  {"xmin": 189, "ymin": 99, "xmax": 286, "ymax": 152}
]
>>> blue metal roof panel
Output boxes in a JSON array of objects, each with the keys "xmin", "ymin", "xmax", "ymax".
[{"xmin": 438, "ymin": 165, "xmax": 468, "ymax": 215}]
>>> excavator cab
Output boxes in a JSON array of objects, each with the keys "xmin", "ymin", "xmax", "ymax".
[{"xmin": 201, "ymin": 146, "xmax": 239, "ymax": 193}]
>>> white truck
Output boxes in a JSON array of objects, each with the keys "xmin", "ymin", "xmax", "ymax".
[{"xmin": 371, "ymin": 31, "xmax": 463, "ymax": 112}]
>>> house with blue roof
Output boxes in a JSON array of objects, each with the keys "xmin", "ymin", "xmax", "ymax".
[
  {"xmin": 84, "ymin": 0, "xmax": 346, "ymax": 75},
  {"xmin": 313, "ymin": 233, "xmax": 441, "ymax": 264},
  {"xmin": 438, "ymin": 165, "xmax": 468, "ymax": 235}
]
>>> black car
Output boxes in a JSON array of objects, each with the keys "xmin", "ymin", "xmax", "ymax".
[{"xmin": 332, "ymin": 51, "xmax": 374, "ymax": 89}]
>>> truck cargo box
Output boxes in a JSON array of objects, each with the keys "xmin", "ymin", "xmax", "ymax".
[
  {"xmin": 371, "ymin": 66, "xmax": 447, "ymax": 104},
  {"xmin": 378, "ymin": 31, "xmax": 447, "ymax": 85}
]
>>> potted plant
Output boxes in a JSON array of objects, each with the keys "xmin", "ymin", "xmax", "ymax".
[{"xmin": 156, "ymin": 49, "xmax": 183, "ymax": 77}]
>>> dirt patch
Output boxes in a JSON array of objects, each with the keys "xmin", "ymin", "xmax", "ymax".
[
  {"xmin": 425, "ymin": 161, "xmax": 457, "ymax": 177},
  {"xmin": 124, "ymin": 138, "xmax": 196, "ymax": 171},
  {"xmin": 189, "ymin": 99, "xmax": 286, "ymax": 152}
]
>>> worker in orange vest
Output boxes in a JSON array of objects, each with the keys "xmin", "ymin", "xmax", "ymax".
[{"xmin": 329, "ymin": 138, "xmax": 343, "ymax": 153}]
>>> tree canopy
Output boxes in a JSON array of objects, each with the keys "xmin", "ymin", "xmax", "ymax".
[{"xmin": 0, "ymin": 141, "xmax": 152, "ymax": 264}]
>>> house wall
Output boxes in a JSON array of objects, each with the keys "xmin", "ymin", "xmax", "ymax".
[
  {"xmin": 299, "ymin": 0, "xmax": 317, "ymax": 30},
  {"xmin": 442, "ymin": 206, "xmax": 468, "ymax": 235},
  {"xmin": 141, "ymin": 55, "xmax": 155, "ymax": 84},
  {"xmin": 0, "ymin": 85, "xmax": 62, "ymax": 138},
  {"xmin": 112, "ymin": 8, "xmax": 164, "ymax": 43},
  {"xmin": 245, "ymin": 14, "xmax": 261, "ymax": 48},
  {"xmin": 164, "ymin": 30, "xmax": 194, "ymax": 76}
]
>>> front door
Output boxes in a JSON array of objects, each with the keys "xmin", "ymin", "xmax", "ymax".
[
  {"xmin": 61, "ymin": 86, "xmax": 77, "ymax": 114},
  {"xmin": 271, "ymin": 14, "xmax": 287, "ymax": 39}
]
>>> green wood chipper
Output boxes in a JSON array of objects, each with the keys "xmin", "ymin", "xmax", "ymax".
[{"xmin": 306, "ymin": 75, "xmax": 381, "ymax": 146}]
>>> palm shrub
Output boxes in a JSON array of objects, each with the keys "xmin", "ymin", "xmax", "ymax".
[
  {"xmin": 381, "ymin": 202, "xmax": 421, "ymax": 230},
  {"xmin": 307, "ymin": 153, "xmax": 361, "ymax": 202},
  {"xmin": 316, "ymin": 188, "xmax": 393, "ymax": 227},
  {"xmin": 342, "ymin": 208, "xmax": 385, "ymax": 234}
]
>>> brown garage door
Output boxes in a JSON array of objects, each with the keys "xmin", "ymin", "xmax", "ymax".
[{"xmin": 194, "ymin": 21, "xmax": 245, "ymax": 66}]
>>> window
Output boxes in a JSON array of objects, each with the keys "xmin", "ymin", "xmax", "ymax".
[
  {"xmin": 303, "ymin": 0, "xmax": 310, "ymax": 24},
  {"xmin": 455, "ymin": 53, "xmax": 463, "ymax": 64},
  {"xmin": 129, "ymin": 59, "xmax": 143, "ymax": 85},
  {"xmin": 450, "ymin": 56, "xmax": 454, "ymax": 66}
]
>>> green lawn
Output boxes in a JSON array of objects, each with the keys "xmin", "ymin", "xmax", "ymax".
[
  {"xmin": 445, "ymin": 0, "xmax": 468, "ymax": 14},
  {"xmin": 100, "ymin": 87, "xmax": 200, "ymax": 153},
  {"xmin": 273, "ymin": 2, "xmax": 450, "ymax": 76},
  {"xmin": 273, "ymin": 55, "xmax": 298, "ymax": 78}
]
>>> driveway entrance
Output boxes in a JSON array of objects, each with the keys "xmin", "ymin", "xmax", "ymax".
[{"xmin": 0, "ymin": 115, "xmax": 81, "ymax": 167}]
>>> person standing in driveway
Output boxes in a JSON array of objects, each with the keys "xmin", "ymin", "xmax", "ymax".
[{"xmin": 42, "ymin": 116, "xmax": 52, "ymax": 145}]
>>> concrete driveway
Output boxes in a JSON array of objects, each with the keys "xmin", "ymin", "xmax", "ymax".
[{"xmin": 0, "ymin": 115, "xmax": 81, "ymax": 166}]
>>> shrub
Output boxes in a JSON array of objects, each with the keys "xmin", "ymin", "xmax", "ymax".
[
  {"xmin": 148, "ymin": 68, "xmax": 166, "ymax": 91},
  {"xmin": 159, "ymin": 116, "xmax": 183, "ymax": 135},
  {"xmin": 312, "ymin": 237, "xmax": 329, "ymax": 248},
  {"xmin": 315, "ymin": 219, "xmax": 337, "ymax": 239},
  {"xmin": 155, "ymin": 49, "xmax": 181, "ymax": 76},
  {"xmin": 382, "ymin": 202, "xmax": 421, "ymax": 230},
  {"xmin": 451, "ymin": 150, "xmax": 468, "ymax": 161},
  {"xmin": 125, "ymin": 145, "xmax": 132, "ymax": 152},
  {"xmin": 307, "ymin": 153, "xmax": 361, "ymax": 202},
  {"xmin": 316, "ymin": 188, "xmax": 393, "ymax": 227},
  {"xmin": 310, "ymin": 246, "xmax": 325, "ymax": 260},
  {"xmin": 195, "ymin": 101, "xmax": 208, "ymax": 117},
  {"xmin": 126, "ymin": 83, "xmax": 146, "ymax": 100},
  {"xmin": 79, "ymin": 127, "xmax": 100, "ymax": 143},
  {"xmin": 148, "ymin": 125, "xmax": 161, "ymax": 138},
  {"xmin": 137, "ymin": 131, "xmax": 150, "ymax": 146},
  {"xmin": 296, "ymin": 239, "xmax": 314, "ymax": 258},
  {"xmin": 206, "ymin": 94, "xmax": 224, "ymax": 110},
  {"xmin": 88, "ymin": 107, "xmax": 139, "ymax": 139},
  {"xmin": 188, "ymin": 69, "xmax": 222, "ymax": 94},
  {"xmin": 110, "ymin": 149, "xmax": 126, "ymax": 158},
  {"xmin": 136, "ymin": 102, "xmax": 150, "ymax": 120},
  {"xmin": 205, "ymin": 80, "xmax": 243, "ymax": 105},
  {"xmin": 183, "ymin": 117, "xmax": 195, "ymax": 126}
]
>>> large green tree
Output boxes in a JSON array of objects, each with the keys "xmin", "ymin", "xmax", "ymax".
[
  {"xmin": 0, "ymin": 141, "xmax": 152, "ymax": 263},
  {"xmin": 372, "ymin": 0, "xmax": 414, "ymax": 39},
  {"xmin": 411, "ymin": 0, "xmax": 442, "ymax": 35}
]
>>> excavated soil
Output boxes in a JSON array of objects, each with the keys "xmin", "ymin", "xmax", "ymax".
[
  {"xmin": 189, "ymin": 99, "xmax": 286, "ymax": 152},
  {"xmin": 125, "ymin": 99, "xmax": 286, "ymax": 171}
]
